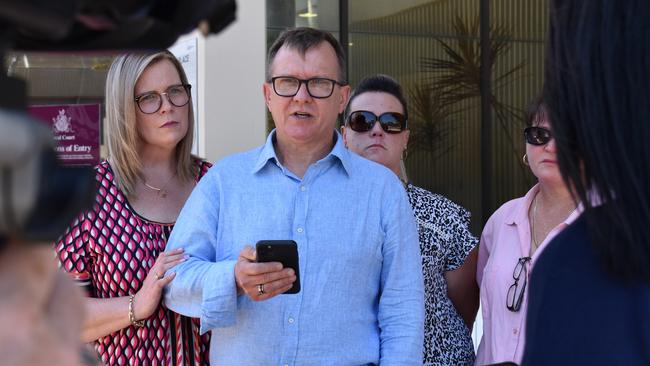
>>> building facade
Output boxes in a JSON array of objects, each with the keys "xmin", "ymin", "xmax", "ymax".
[{"xmin": 9, "ymin": 0, "xmax": 547, "ymax": 236}]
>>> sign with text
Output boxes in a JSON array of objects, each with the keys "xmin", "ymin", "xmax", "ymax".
[
  {"xmin": 28, "ymin": 104, "xmax": 101, "ymax": 166},
  {"xmin": 169, "ymin": 34, "xmax": 199, "ymax": 155}
]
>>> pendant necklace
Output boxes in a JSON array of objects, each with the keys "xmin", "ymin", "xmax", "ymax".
[{"xmin": 143, "ymin": 171, "xmax": 176, "ymax": 198}]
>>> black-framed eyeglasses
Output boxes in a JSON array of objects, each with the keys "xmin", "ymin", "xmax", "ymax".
[
  {"xmin": 270, "ymin": 76, "xmax": 346, "ymax": 99},
  {"xmin": 524, "ymin": 126, "xmax": 553, "ymax": 146},
  {"xmin": 506, "ymin": 256, "xmax": 532, "ymax": 312},
  {"xmin": 134, "ymin": 84, "xmax": 191, "ymax": 114},
  {"xmin": 346, "ymin": 110, "xmax": 408, "ymax": 134}
]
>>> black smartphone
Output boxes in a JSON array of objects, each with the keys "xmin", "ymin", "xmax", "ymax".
[{"xmin": 255, "ymin": 240, "xmax": 301, "ymax": 294}]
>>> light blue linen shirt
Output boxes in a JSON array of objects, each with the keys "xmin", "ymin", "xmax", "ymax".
[{"xmin": 164, "ymin": 130, "xmax": 424, "ymax": 365}]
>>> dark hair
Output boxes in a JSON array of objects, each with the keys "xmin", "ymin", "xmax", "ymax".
[
  {"xmin": 344, "ymin": 74, "xmax": 409, "ymax": 124},
  {"xmin": 266, "ymin": 27, "xmax": 347, "ymax": 83},
  {"xmin": 545, "ymin": 0, "xmax": 650, "ymax": 281},
  {"xmin": 525, "ymin": 95, "xmax": 548, "ymax": 127}
]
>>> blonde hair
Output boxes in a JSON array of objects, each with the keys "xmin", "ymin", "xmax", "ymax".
[{"xmin": 104, "ymin": 51, "xmax": 196, "ymax": 196}]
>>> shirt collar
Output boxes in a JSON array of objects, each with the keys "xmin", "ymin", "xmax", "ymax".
[
  {"xmin": 329, "ymin": 130, "xmax": 353, "ymax": 176},
  {"xmin": 252, "ymin": 130, "xmax": 279, "ymax": 173},
  {"xmin": 504, "ymin": 184, "xmax": 540, "ymax": 226},
  {"xmin": 504, "ymin": 183, "xmax": 583, "ymax": 226},
  {"xmin": 564, "ymin": 202, "xmax": 583, "ymax": 225},
  {"xmin": 252, "ymin": 129, "xmax": 352, "ymax": 177}
]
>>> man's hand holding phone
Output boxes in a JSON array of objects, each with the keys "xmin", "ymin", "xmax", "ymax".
[{"xmin": 234, "ymin": 245, "xmax": 297, "ymax": 301}]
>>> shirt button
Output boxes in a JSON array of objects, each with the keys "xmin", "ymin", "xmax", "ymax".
[
  {"xmin": 288, "ymin": 317, "xmax": 295, "ymax": 324},
  {"xmin": 300, "ymin": 185, "xmax": 306, "ymax": 192},
  {"xmin": 513, "ymin": 328, "xmax": 518, "ymax": 335},
  {"xmin": 296, "ymin": 227, "xmax": 303, "ymax": 233}
]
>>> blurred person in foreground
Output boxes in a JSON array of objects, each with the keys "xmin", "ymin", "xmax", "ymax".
[
  {"xmin": 0, "ymin": 236, "xmax": 93, "ymax": 365},
  {"xmin": 55, "ymin": 50, "xmax": 212, "ymax": 365},
  {"xmin": 522, "ymin": 0, "xmax": 650, "ymax": 364},
  {"xmin": 341, "ymin": 74, "xmax": 479, "ymax": 366},
  {"xmin": 0, "ymin": 109, "xmax": 98, "ymax": 365},
  {"xmin": 475, "ymin": 98, "xmax": 579, "ymax": 366},
  {"xmin": 164, "ymin": 28, "xmax": 424, "ymax": 365}
]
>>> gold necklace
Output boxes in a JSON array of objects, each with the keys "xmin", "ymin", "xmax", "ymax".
[
  {"xmin": 143, "ymin": 171, "xmax": 176, "ymax": 198},
  {"xmin": 531, "ymin": 192, "xmax": 577, "ymax": 255},
  {"xmin": 530, "ymin": 192, "xmax": 540, "ymax": 254}
]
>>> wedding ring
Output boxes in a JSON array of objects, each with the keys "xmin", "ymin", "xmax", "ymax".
[
  {"xmin": 156, "ymin": 272, "xmax": 162, "ymax": 280},
  {"xmin": 257, "ymin": 283, "xmax": 265, "ymax": 296}
]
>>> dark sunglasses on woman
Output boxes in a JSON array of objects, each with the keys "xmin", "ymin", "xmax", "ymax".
[
  {"xmin": 346, "ymin": 110, "xmax": 408, "ymax": 134},
  {"xmin": 524, "ymin": 126, "xmax": 553, "ymax": 145}
]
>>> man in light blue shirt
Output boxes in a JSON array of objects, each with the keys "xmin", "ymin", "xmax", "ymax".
[{"xmin": 164, "ymin": 27, "xmax": 424, "ymax": 365}]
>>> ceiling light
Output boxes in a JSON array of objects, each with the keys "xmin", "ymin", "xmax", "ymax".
[{"xmin": 298, "ymin": 0, "xmax": 317, "ymax": 18}]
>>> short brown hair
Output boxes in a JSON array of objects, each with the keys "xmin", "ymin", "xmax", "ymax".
[{"xmin": 266, "ymin": 27, "xmax": 347, "ymax": 83}]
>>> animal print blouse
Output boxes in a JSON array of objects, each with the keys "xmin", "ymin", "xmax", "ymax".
[{"xmin": 405, "ymin": 183, "xmax": 478, "ymax": 366}]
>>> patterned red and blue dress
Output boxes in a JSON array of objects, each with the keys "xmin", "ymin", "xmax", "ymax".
[{"xmin": 56, "ymin": 159, "xmax": 212, "ymax": 366}]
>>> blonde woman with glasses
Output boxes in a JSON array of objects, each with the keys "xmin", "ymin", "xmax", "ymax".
[{"xmin": 55, "ymin": 51, "xmax": 212, "ymax": 365}]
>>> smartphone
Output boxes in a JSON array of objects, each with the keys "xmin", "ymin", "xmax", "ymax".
[{"xmin": 255, "ymin": 240, "xmax": 301, "ymax": 294}]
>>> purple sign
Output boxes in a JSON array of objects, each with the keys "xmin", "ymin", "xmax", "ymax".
[{"xmin": 28, "ymin": 104, "xmax": 101, "ymax": 167}]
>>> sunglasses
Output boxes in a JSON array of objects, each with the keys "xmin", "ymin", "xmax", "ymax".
[
  {"xmin": 524, "ymin": 126, "xmax": 553, "ymax": 145},
  {"xmin": 346, "ymin": 110, "xmax": 408, "ymax": 134}
]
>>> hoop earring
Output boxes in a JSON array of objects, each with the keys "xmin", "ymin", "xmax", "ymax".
[{"xmin": 522, "ymin": 154, "xmax": 529, "ymax": 166}]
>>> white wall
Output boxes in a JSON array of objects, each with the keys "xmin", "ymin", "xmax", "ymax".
[{"xmin": 197, "ymin": 1, "xmax": 268, "ymax": 163}]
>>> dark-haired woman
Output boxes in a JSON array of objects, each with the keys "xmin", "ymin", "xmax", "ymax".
[
  {"xmin": 522, "ymin": 0, "xmax": 650, "ymax": 364},
  {"xmin": 475, "ymin": 99, "xmax": 579, "ymax": 366},
  {"xmin": 342, "ymin": 74, "xmax": 479, "ymax": 366}
]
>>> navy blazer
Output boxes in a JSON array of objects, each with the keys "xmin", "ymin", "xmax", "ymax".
[{"xmin": 522, "ymin": 210, "xmax": 650, "ymax": 365}]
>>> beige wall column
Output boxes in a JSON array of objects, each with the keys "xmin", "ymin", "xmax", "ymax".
[{"xmin": 197, "ymin": 1, "xmax": 267, "ymax": 162}]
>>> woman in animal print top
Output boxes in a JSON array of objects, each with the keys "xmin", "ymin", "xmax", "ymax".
[{"xmin": 342, "ymin": 74, "xmax": 479, "ymax": 366}]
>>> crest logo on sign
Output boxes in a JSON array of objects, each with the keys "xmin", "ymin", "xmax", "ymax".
[{"xmin": 52, "ymin": 109, "xmax": 73, "ymax": 134}]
